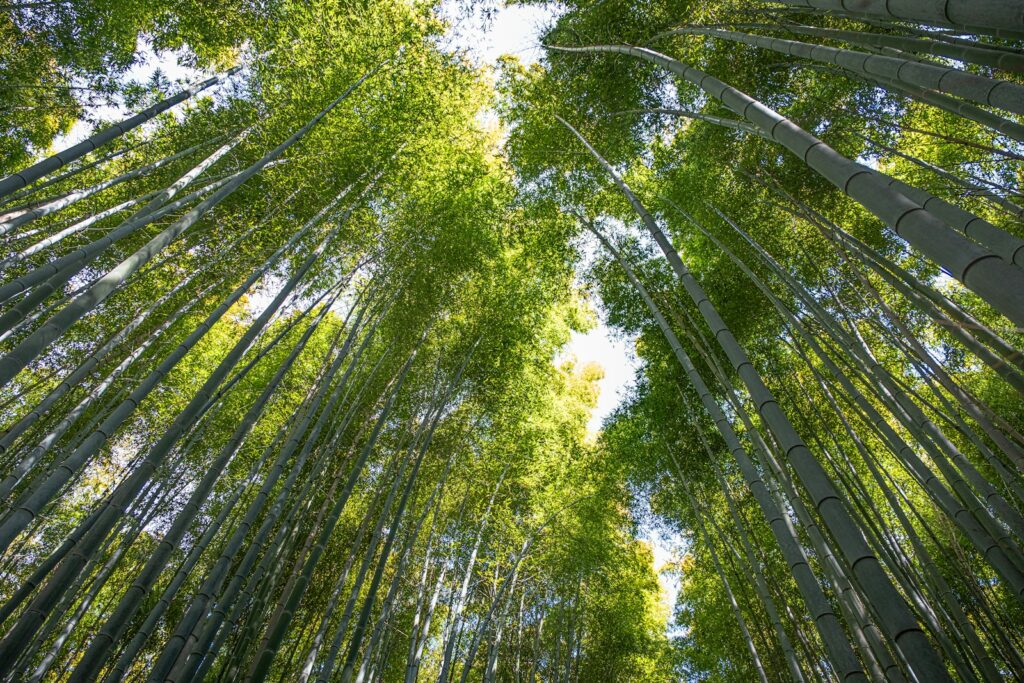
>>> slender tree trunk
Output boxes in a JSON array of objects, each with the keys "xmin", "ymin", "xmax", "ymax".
[
  {"xmin": 405, "ymin": 554, "xmax": 448, "ymax": 683},
  {"xmin": 245, "ymin": 328, "xmax": 428, "ymax": 683},
  {"xmin": 0, "ymin": 170, "xmax": 236, "ymax": 310},
  {"xmin": 0, "ymin": 181, "xmax": 373, "ymax": 675},
  {"xmin": 102, "ymin": 406, "xmax": 301, "ymax": 681},
  {"xmin": 664, "ymin": 299, "xmax": 908, "ymax": 683},
  {"xmin": 0, "ymin": 81, "xmax": 360, "ymax": 386},
  {"xmin": 0, "ymin": 137, "xmax": 221, "ymax": 235},
  {"xmin": 1, "ymin": 187, "xmax": 162, "ymax": 266},
  {"xmin": 843, "ymin": 252, "xmax": 1024, "ymax": 474},
  {"xmin": 0, "ymin": 275, "xmax": 225, "ymax": 501},
  {"xmin": 0, "ymin": 182, "xmax": 358, "ymax": 556},
  {"xmin": 150, "ymin": 288, "xmax": 386, "ymax": 682},
  {"xmin": 458, "ymin": 540, "xmax": 532, "ymax": 683},
  {"xmin": 700, "ymin": 202, "xmax": 1024, "ymax": 596},
  {"xmin": 809, "ymin": 351, "xmax": 1007, "ymax": 681},
  {"xmin": 68, "ymin": 283, "xmax": 346, "ymax": 680},
  {"xmin": 338, "ymin": 351, "xmax": 474, "ymax": 683},
  {"xmin": 0, "ymin": 233, "xmax": 241, "ymax": 478},
  {"xmin": 356, "ymin": 444, "xmax": 462, "ymax": 683},
  {"xmin": 757, "ymin": 0, "xmax": 1024, "ymax": 40},
  {"xmin": 0, "ymin": 67, "xmax": 243, "ymax": 199},
  {"xmin": 437, "ymin": 464, "xmax": 509, "ymax": 682},
  {"xmin": 859, "ymin": 133, "xmax": 1024, "ymax": 219},
  {"xmin": 745, "ymin": 170, "xmax": 1024, "ymax": 396},
  {"xmin": 1, "ymin": 142, "xmax": 141, "ymax": 207},
  {"xmin": 299, "ymin": 492, "xmax": 381, "ymax": 683},
  {"xmin": 853, "ymin": 66, "xmax": 1024, "ymax": 143},
  {"xmin": 709, "ymin": 453, "xmax": 807, "ymax": 682}
]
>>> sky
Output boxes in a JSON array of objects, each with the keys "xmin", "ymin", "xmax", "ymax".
[{"xmin": 442, "ymin": 3, "xmax": 554, "ymax": 67}]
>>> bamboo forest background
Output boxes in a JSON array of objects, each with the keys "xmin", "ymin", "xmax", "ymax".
[{"xmin": 1, "ymin": 0, "xmax": 1024, "ymax": 680}]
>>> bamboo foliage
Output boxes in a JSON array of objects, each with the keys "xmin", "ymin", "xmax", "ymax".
[{"xmin": 2, "ymin": 0, "xmax": 1024, "ymax": 680}]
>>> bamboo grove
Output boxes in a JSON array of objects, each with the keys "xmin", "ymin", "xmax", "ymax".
[{"xmin": 2, "ymin": 0, "xmax": 1024, "ymax": 680}]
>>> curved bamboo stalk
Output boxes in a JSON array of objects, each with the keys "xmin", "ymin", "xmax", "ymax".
[
  {"xmin": 547, "ymin": 44, "xmax": 1024, "ymax": 328},
  {"xmin": 725, "ymin": 22, "xmax": 1024, "ymax": 73},
  {"xmin": 756, "ymin": 0, "xmax": 1024, "ymax": 40},
  {"xmin": 673, "ymin": 27, "xmax": 1024, "ymax": 115}
]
